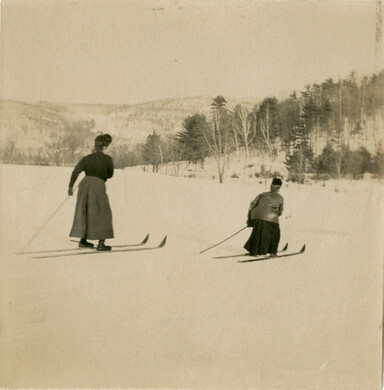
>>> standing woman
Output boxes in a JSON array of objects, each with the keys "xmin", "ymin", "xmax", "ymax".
[
  {"xmin": 244, "ymin": 177, "xmax": 284, "ymax": 257},
  {"xmin": 68, "ymin": 134, "xmax": 114, "ymax": 251}
]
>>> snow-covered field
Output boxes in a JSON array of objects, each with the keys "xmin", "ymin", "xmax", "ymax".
[{"xmin": 0, "ymin": 163, "xmax": 383, "ymax": 388}]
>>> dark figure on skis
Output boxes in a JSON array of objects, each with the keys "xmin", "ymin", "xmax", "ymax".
[
  {"xmin": 68, "ymin": 134, "xmax": 114, "ymax": 251},
  {"xmin": 244, "ymin": 177, "xmax": 284, "ymax": 257}
]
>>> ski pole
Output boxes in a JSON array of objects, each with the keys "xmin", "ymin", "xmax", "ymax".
[
  {"xmin": 199, "ymin": 226, "xmax": 248, "ymax": 254},
  {"xmin": 19, "ymin": 186, "xmax": 77, "ymax": 253}
]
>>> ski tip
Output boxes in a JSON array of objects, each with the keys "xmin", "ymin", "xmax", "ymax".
[
  {"xmin": 281, "ymin": 243, "xmax": 288, "ymax": 252},
  {"xmin": 158, "ymin": 236, "xmax": 167, "ymax": 248},
  {"xmin": 299, "ymin": 244, "xmax": 306, "ymax": 254},
  {"xmin": 141, "ymin": 234, "xmax": 150, "ymax": 245}
]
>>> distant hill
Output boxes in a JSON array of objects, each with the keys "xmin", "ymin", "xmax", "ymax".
[{"xmin": 0, "ymin": 96, "xmax": 260, "ymax": 150}]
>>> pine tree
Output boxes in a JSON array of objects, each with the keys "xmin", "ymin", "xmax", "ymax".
[
  {"xmin": 142, "ymin": 131, "xmax": 162, "ymax": 172},
  {"xmin": 278, "ymin": 92, "xmax": 301, "ymax": 157},
  {"xmin": 256, "ymin": 97, "xmax": 279, "ymax": 159},
  {"xmin": 284, "ymin": 102, "xmax": 314, "ymax": 184},
  {"xmin": 176, "ymin": 114, "xmax": 209, "ymax": 164}
]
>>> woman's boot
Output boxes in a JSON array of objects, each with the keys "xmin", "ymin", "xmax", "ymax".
[
  {"xmin": 79, "ymin": 238, "xmax": 94, "ymax": 248},
  {"xmin": 97, "ymin": 239, "xmax": 111, "ymax": 251}
]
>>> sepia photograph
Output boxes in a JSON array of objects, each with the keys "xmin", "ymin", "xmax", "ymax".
[{"xmin": 0, "ymin": 0, "xmax": 383, "ymax": 388}]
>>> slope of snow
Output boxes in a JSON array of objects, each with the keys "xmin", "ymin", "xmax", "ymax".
[{"xmin": 0, "ymin": 163, "xmax": 382, "ymax": 388}]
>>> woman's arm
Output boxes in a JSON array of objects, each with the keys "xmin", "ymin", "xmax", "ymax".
[
  {"xmin": 107, "ymin": 156, "xmax": 114, "ymax": 179},
  {"xmin": 247, "ymin": 194, "xmax": 261, "ymax": 225},
  {"xmin": 278, "ymin": 199, "xmax": 284, "ymax": 216},
  {"xmin": 249, "ymin": 194, "xmax": 261, "ymax": 212},
  {"xmin": 68, "ymin": 158, "xmax": 85, "ymax": 194}
]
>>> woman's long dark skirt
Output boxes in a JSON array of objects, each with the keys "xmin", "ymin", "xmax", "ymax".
[
  {"xmin": 70, "ymin": 176, "xmax": 114, "ymax": 240},
  {"xmin": 244, "ymin": 219, "xmax": 280, "ymax": 256}
]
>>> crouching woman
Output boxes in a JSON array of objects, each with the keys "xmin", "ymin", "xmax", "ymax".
[{"xmin": 244, "ymin": 177, "xmax": 284, "ymax": 257}]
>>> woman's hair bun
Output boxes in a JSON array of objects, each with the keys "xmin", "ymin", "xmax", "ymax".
[
  {"xmin": 102, "ymin": 134, "xmax": 112, "ymax": 146},
  {"xmin": 94, "ymin": 134, "xmax": 112, "ymax": 147}
]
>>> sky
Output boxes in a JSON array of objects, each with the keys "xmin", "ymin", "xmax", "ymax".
[{"xmin": 0, "ymin": 0, "xmax": 381, "ymax": 105}]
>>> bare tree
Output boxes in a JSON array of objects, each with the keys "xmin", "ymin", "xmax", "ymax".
[
  {"xmin": 233, "ymin": 104, "xmax": 254, "ymax": 160},
  {"xmin": 259, "ymin": 105, "xmax": 274, "ymax": 158},
  {"xmin": 202, "ymin": 96, "xmax": 230, "ymax": 183}
]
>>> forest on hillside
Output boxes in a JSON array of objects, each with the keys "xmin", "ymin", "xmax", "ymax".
[
  {"xmin": 1, "ymin": 70, "xmax": 383, "ymax": 183},
  {"xmin": 139, "ymin": 70, "xmax": 384, "ymax": 183}
]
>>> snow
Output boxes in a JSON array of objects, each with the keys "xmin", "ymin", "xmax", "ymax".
[{"xmin": 0, "ymin": 163, "xmax": 383, "ymax": 388}]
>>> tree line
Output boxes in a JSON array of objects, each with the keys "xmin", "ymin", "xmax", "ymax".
[
  {"xmin": 1, "ymin": 70, "xmax": 383, "ymax": 182},
  {"xmin": 141, "ymin": 70, "xmax": 384, "ymax": 182}
]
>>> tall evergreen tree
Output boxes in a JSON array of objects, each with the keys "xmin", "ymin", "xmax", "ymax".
[
  {"xmin": 176, "ymin": 113, "xmax": 209, "ymax": 164},
  {"xmin": 256, "ymin": 97, "xmax": 280, "ymax": 159},
  {"xmin": 277, "ymin": 92, "xmax": 300, "ymax": 156},
  {"xmin": 284, "ymin": 102, "xmax": 314, "ymax": 183},
  {"xmin": 142, "ymin": 131, "xmax": 162, "ymax": 172}
]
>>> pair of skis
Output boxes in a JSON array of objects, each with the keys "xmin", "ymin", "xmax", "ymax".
[
  {"xmin": 213, "ymin": 243, "xmax": 306, "ymax": 263},
  {"xmin": 18, "ymin": 234, "xmax": 304, "ymax": 262},
  {"xmin": 17, "ymin": 234, "xmax": 167, "ymax": 259}
]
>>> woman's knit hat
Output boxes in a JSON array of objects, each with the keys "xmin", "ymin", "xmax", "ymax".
[{"xmin": 272, "ymin": 177, "xmax": 282, "ymax": 186}]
